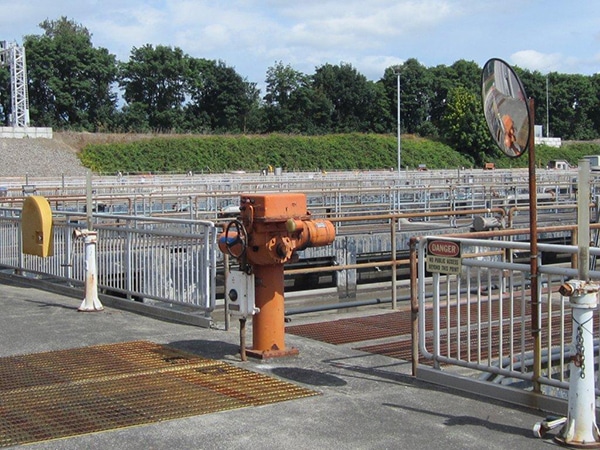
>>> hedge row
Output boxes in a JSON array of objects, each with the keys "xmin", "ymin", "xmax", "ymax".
[
  {"xmin": 78, "ymin": 134, "xmax": 474, "ymax": 174},
  {"xmin": 78, "ymin": 133, "xmax": 600, "ymax": 174}
]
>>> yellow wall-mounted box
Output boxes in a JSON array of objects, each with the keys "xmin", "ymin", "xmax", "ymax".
[{"xmin": 21, "ymin": 196, "xmax": 54, "ymax": 257}]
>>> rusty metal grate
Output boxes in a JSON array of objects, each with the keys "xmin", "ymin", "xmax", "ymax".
[
  {"xmin": 357, "ymin": 313, "xmax": 573, "ymax": 362},
  {"xmin": 286, "ymin": 311, "xmax": 409, "ymax": 345},
  {"xmin": 0, "ymin": 341, "xmax": 318, "ymax": 447},
  {"xmin": 286, "ymin": 298, "xmax": 532, "ymax": 346},
  {"xmin": 285, "ymin": 300, "xmax": 557, "ymax": 365}
]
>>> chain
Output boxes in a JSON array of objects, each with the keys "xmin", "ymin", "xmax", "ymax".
[
  {"xmin": 571, "ymin": 316, "xmax": 593, "ymax": 379},
  {"xmin": 573, "ymin": 324, "xmax": 586, "ymax": 378}
]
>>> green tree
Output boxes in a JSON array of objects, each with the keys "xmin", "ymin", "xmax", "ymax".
[
  {"xmin": 514, "ymin": 68, "xmax": 547, "ymax": 135},
  {"xmin": 115, "ymin": 102, "xmax": 151, "ymax": 133},
  {"xmin": 119, "ymin": 44, "xmax": 188, "ymax": 132},
  {"xmin": 369, "ymin": 81, "xmax": 393, "ymax": 133},
  {"xmin": 312, "ymin": 62, "xmax": 386, "ymax": 133},
  {"xmin": 590, "ymin": 73, "xmax": 600, "ymax": 136},
  {"xmin": 440, "ymin": 86, "xmax": 494, "ymax": 164},
  {"xmin": 285, "ymin": 85, "xmax": 333, "ymax": 134},
  {"xmin": 428, "ymin": 60, "xmax": 481, "ymax": 135},
  {"xmin": 24, "ymin": 17, "xmax": 118, "ymax": 130},
  {"xmin": 447, "ymin": 59, "xmax": 481, "ymax": 95},
  {"xmin": 186, "ymin": 58, "xmax": 259, "ymax": 133},
  {"xmin": 263, "ymin": 61, "xmax": 310, "ymax": 132},
  {"xmin": 382, "ymin": 59, "xmax": 433, "ymax": 135},
  {"xmin": 546, "ymin": 73, "xmax": 598, "ymax": 140}
]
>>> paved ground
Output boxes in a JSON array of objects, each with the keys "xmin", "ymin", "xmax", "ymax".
[{"xmin": 0, "ymin": 278, "xmax": 565, "ymax": 450}]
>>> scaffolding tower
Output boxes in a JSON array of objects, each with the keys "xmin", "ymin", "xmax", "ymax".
[{"xmin": 0, "ymin": 41, "xmax": 30, "ymax": 128}]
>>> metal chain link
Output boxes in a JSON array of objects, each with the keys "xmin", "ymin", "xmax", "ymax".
[
  {"xmin": 574, "ymin": 324, "xmax": 585, "ymax": 378},
  {"xmin": 571, "ymin": 316, "xmax": 593, "ymax": 379}
]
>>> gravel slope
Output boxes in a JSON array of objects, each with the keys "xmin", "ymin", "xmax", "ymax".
[{"xmin": 0, "ymin": 137, "xmax": 87, "ymax": 177}]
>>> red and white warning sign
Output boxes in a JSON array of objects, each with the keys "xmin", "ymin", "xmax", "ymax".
[{"xmin": 427, "ymin": 239, "xmax": 462, "ymax": 274}]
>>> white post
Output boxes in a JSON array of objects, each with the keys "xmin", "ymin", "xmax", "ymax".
[
  {"xmin": 396, "ymin": 70, "xmax": 401, "ymax": 174},
  {"xmin": 77, "ymin": 230, "xmax": 103, "ymax": 312},
  {"xmin": 555, "ymin": 280, "xmax": 600, "ymax": 447}
]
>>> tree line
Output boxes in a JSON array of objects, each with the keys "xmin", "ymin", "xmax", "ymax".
[{"xmin": 1, "ymin": 17, "xmax": 599, "ymax": 165}]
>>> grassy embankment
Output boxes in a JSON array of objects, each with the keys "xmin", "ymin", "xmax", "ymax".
[{"xmin": 70, "ymin": 132, "xmax": 600, "ymax": 174}]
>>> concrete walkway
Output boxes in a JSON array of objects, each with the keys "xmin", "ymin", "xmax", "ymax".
[{"xmin": 0, "ymin": 278, "xmax": 561, "ymax": 449}]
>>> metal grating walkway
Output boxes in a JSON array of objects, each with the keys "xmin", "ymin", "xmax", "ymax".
[
  {"xmin": 286, "ymin": 311, "xmax": 410, "ymax": 345},
  {"xmin": 0, "ymin": 341, "xmax": 318, "ymax": 447}
]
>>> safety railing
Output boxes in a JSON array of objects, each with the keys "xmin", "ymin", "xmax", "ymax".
[
  {"xmin": 414, "ymin": 232, "xmax": 600, "ymax": 397},
  {"xmin": 0, "ymin": 207, "xmax": 217, "ymax": 316},
  {"xmin": 0, "ymin": 167, "xmax": 585, "ymax": 221}
]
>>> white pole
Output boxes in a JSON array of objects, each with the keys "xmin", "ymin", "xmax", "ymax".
[
  {"xmin": 546, "ymin": 75, "xmax": 550, "ymax": 138},
  {"xmin": 578, "ymin": 159, "xmax": 590, "ymax": 281},
  {"xmin": 555, "ymin": 281, "xmax": 600, "ymax": 447},
  {"xmin": 397, "ymin": 70, "xmax": 401, "ymax": 174},
  {"xmin": 78, "ymin": 230, "xmax": 104, "ymax": 312}
]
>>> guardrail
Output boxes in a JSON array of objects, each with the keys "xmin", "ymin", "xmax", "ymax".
[
  {"xmin": 413, "ymin": 231, "xmax": 600, "ymax": 401},
  {"xmin": 1, "ymin": 199, "xmax": 598, "ymax": 409},
  {"xmin": 0, "ymin": 208, "xmax": 217, "ymax": 325},
  {"xmin": 0, "ymin": 167, "xmax": 585, "ymax": 221}
]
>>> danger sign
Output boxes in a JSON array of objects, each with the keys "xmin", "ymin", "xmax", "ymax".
[
  {"xmin": 427, "ymin": 239, "xmax": 461, "ymax": 257},
  {"xmin": 427, "ymin": 239, "xmax": 462, "ymax": 274}
]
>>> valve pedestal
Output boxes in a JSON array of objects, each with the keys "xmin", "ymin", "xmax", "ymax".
[
  {"xmin": 219, "ymin": 192, "xmax": 335, "ymax": 359},
  {"xmin": 74, "ymin": 229, "xmax": 104, "ymax": 312},
  {"xmin": 245, "ymin": 264, "xmax": 299, "ymax": 359},
  {"xmin": 555, "ymin": 280, "xmax": 600, "ymax": 448}
]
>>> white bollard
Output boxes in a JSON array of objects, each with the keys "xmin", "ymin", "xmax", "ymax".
[
  {"xmin": 75, "ymin": 230, "xmax": 104, "ymax": 312},
  {"xmin": 555, "ymin": 280, "xmax": 600, "ymax": 447}
]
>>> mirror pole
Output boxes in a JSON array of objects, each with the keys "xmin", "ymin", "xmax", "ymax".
[{"xmin": 528, "ymin": 98, "xmax": 541, "ymax": 392}]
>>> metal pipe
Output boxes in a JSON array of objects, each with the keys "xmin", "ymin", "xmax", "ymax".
[
  {"xmin": 397, "ymin": 69, "xmax": 401, "ymax": 173},
  {"xmin": 578, "ymin": 159, "xmax": 591, "ymax": 281},
  {"xmin": 224, "ymin": 253, "xmax": 230, "ymax": 331},
  {"xmin": 285, "ymin": 297, "xmax": 393, "ymax": 315},
  {"xmin": 239, "ymin": 317, "xmax": 247, "ymax": 362},
  {"xmin": 528, "ymin": 98, "xmax": 541, "ymax": 393},
  {"xmin": 391, "ymin": 217, "xmax": 397, "ymax": 309},
  {"xmin": 284, "ymin": 285, "xmax": 479, "ymax": 316},
  {"xmin": 410, "ymin": 236, "xmax": 419, "ymax": 377}
]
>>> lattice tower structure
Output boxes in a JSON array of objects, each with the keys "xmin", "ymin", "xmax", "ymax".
[{"xmin": 0, "ymin": 41, "xmax": 30, "ymax": 127}]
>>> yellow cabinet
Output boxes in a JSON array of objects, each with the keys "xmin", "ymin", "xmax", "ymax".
[{"xmin": 22, "ymin": 196, "xmax": 53, "ymax": 257}]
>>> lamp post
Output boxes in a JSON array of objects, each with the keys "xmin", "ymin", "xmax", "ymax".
[
  {"xmin": 396, "ymin": 69, "xmax": 401, "ymax": 174},
  {"xmin": 546, "ymin": 74, "xmax": 550, "ymax": 137}
]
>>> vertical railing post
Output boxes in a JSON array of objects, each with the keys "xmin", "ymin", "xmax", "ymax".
[{"xmin": 391, "ymin": 216, "xmax": 397, "ymax": 310}]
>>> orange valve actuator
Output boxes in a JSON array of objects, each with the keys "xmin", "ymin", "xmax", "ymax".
[{"xmin": 218, "ymin": 193, "xmax": 336, "ymax": 358}]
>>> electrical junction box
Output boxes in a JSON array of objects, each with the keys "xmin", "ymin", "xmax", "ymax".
[{"xmin": 226, "ymin": 270, "xmax": 259, "ymax": 317}]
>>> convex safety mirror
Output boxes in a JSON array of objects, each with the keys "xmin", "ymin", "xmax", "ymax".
[{"xmin": 481, "ymin": 58, "xmax": 531, "ymax": 158}]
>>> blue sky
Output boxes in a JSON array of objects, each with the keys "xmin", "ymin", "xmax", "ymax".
[{"xmin": 1, "ymin": 0, "xmax": 599, "ymax": 94}]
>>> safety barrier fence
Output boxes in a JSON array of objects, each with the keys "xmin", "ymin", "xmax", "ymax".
[
  {"xmin": 0, "ymin": 168, "xmax": 586, "ymax": 221},
  {"xmin": 414, "ymin": 232, "xmax": 600, "ymax": 398},
  {"xmin": 1, "ymin": 198, "xmax": 598, "ymax": 409},
  {"xmin": 0, "ymin": 208, "xmax": 217, "ymax": 318}
]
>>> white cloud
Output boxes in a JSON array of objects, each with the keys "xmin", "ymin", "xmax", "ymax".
[
  {"xmin": 510, "ymin": 50, "xmax": 600, "ymax": 75},
  {"xmin": 1, "ymin": 0, "xmax": 598, "ymax": 86},
  {"xmin": 358, "ymin": 55, "xmax": 405, "ymax": 80},
  {"xmin": 510, "ymin": 50, "xmax": 563, "ymax": 74},
  {"xmin": 282, "ymin": 0, "xmax": 458, "ymax": 51}
]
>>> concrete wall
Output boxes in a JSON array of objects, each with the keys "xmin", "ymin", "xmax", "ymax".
[
  {"xmin": 0, "ymin": 127, "xmax": 53, "ymax": 139},
  {"xmin": 535, "ymin": 136, "xmax": 561, "ymax": 147}
]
